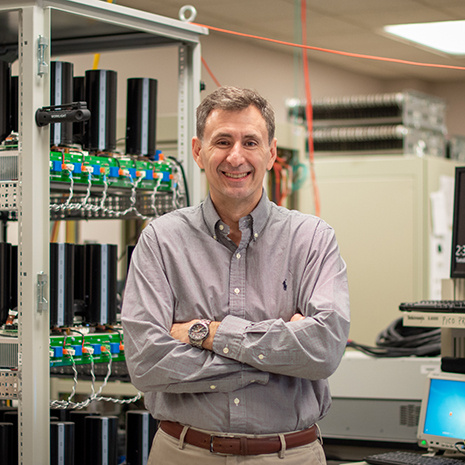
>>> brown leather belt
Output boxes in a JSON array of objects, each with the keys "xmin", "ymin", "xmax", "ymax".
[{"xmin": 159, "ymin": 420, "xmax": 318, "ymax": 456}]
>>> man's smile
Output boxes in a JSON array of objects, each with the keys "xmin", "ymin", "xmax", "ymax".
[{"xmin": 223, "ymin": 171, "xmax": 250, "ymax": 179}]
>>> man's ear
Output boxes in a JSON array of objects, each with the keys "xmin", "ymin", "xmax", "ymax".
[
  {"xmin": 192, "ymin": 137, "xmax": 204, "ymax": 169},
  {"xmin": 266, "ymin": 138, "xmax": 278, "ymax": 171}
]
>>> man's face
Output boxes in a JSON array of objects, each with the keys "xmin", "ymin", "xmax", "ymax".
[{"xmin": 192, "ymin": 106, "xmax": 277, "ymax": 210}]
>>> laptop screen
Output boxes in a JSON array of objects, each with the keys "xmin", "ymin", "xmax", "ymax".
[{"xmin": 417, "ymin": 371, "xmax": 465, "ymax": 452}]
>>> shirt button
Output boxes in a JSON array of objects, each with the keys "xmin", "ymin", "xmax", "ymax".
[
  {"xmin": 234, "ymin": 288, "xmax": 240, "ymax": 294},
  {"xmin": 223, "ymin": 347, "xmax": 229, "ymax": 354},
  {"xmin": 219, "ymin": 224, "xmax": 224, "ymax": 231},
  {"xmin": 213, "ymin": 235, "xmax": 217, "ymax": 240},
  {"xmin": 234, "ymin": 398, "xmax": 240, "ymax": 405},
  {"xmin": 236, "ymin": 253, "xmax": 241, "ymax": 259},
  {"xmin": 210, "ymin": 385, "xmax": 216, "ymax": 390},
  {"xmin": 254, "ymin": 233, "xmax": 258, "ymax": 238},
  {"xmin": 258, "ymin": 354, "xmax": 264, "ymax": 360}
]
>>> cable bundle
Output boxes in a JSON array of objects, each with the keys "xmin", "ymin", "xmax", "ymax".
[
  {"xmin": 347, "ymin": 317, "xmax": 441, "ymax": 357},
  {"xmin": 50, "ymin": 355, "xmax": 142, "ymax": 410}
]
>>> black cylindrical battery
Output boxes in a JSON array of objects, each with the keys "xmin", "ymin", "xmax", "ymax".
[
  {"xmin": 85, "ymin": 415, "xmax": 118, "ymax": 465},
  {"xmin": 84, "ymin": 243, "xmax": 117, "ymax": 326},
  {"xmin": 10, "ymin": 75, "xmax": 18, "ymax": 134},
  {"xmin": 50, "ymin": 242, "xmax": 75, "ymax": 328},
  {"xmin": 126, "ymin": 78, "xmax": 157, "ymax": 158},
  {"xmin": 0, "ymin": 406, "xmax": 16, "ymax": 421},
  {"xmin": 0, "ymin": 61, "xmax": 12, "ymax": 143},
  {"xmin": 10, "ymin": 244, "xmax": 17, "ymax": 312},
  {"xmin": 73, "ymin": 76, "xmax": 86, "ymax": 146},
  {"xmin": 3, "ymin": 411, "xmax": 18, "ymax": 465},
  {"xmin": 0, "ymin": 242, "xmax": 11, "ymax": 326},
  {"xmin": 126, "ymin": 410, "xmax": 158, "ymax": 465},
  {"xmin": 69, "ymin": 411, "xmax": 99, "ymax": 465},
  {"xmin": 50, "ymin": 61, "xmax": 74, "ymax": 147},
  {"xmin": 73, "ymin": 243, "xmax": 86, "ymax": 323},
  {"xmin": 50, "ymin": 421, "xmax": 75, "ymax": 465},
  {"xmin": 0, "ymin": 422, "xmax": 14, "ymax": 465},
  {"xmin": 84, "ymin": 69, "xmax": 117, "ymax": 152},
  {"xmin": 50, "ymin": 408, "xmax": 69, "ymax": 422}
]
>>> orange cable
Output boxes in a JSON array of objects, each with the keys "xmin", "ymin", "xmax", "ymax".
[
  {"xmin": 192, "ymin": 22, "xmax": 465, "ymax": 72},
  {"xmin": 201, "ymin": 56, "xmax": 222, "ymax": 87},
  {"xmin": 300, "ymin": 0, "xmax": 320, "ymax": 217}
]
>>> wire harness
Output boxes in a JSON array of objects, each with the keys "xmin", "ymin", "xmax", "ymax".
[{"xmin": 50, "ymin": 352, "xmax": 141, "ymax": 410}]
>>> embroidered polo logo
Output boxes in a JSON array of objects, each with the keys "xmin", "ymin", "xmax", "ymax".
[{"xmin": 282, "ymin": 280, "xmax": 287, "ymax": 291}]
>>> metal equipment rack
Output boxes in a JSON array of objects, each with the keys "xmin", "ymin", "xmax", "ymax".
[
  {"xmin": 0, "ymin": 1, "xmax": 207, "ymax": 463},
  {"xmin": 287, "ymin": 91, "xmax": 447, "ymax": 157}
]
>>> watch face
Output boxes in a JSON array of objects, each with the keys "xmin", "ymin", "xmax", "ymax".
[{"xmin": 189, "ymin": 322, "xmax": 209, "ymax": 341}]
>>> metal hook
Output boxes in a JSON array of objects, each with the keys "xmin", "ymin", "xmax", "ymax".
[{"xmin": 179, "ymin": 5, "xmax": 197, "ymax": 22}]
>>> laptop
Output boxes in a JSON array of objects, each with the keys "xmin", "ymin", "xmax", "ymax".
[
  {"xmin": 417, "ymin": 370, "xmax": 465, "ymax": 453},
  {"xmin": 364, "ymin": 371, "xmax": 465, "ymax": 465}
]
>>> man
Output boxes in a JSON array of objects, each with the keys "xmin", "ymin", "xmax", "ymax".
[{"xmin": 121, "ymin": 86, "xmax": 350, "ymax": 464}]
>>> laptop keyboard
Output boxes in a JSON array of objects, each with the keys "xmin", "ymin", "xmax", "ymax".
[
  {"xmin": 399, "ymin": 300, "xmax": 465, "ymax": 313},
  {"xmin": 365, "ymin": 451, "xmax": 465, "ymax": 465}
]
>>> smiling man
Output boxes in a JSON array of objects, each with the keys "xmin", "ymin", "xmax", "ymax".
[{"xmin": 121, "ymin": 86, "xmax": 350, "ymax": 464}]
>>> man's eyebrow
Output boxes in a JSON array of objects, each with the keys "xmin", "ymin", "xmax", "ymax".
[
  {"xmin": 212, "ymin": 132, "xmax": 233, "ymax": 139},
  {"xmin": 212, "ymin": 132, "xmax": 261, "ymax": 139}
]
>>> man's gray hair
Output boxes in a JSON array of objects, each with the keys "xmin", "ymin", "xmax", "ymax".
[{"xmin": 196, "ymin": 86, "xmax": 275, "ymax": 144}]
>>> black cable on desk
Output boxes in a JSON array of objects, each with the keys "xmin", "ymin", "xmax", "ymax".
[{"xmin": 347, "ymin": 317, "xmax": 441, "ymax": 357}]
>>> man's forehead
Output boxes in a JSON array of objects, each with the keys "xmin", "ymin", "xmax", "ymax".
[{"xmin": 205, "ymin": 107, "xmax": 267, "ymax": 134}]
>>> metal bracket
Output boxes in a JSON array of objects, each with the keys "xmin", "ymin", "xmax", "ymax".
[
  {"xmin": 37, "ymin": 272, "xmax": 48, "ymax": 313},
  {"xmin": 35, "ymin": 101, "xmax": 91, "ymax": 127},
  {"xmin": 37, "ymin": 35, "xmax": 48, "ymax": 76},
  {"xmin": 0, "ymin": 370, "xmax": 19, "ymax": 399}
]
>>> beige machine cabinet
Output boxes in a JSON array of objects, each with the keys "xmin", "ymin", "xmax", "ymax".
[{"xmin": 298, "ymin": 154, "xmax": 459, "ymax": 345}]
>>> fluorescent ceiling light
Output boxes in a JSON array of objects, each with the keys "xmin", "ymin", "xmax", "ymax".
[{"xmin": 384, "ymin": 20, "xmax": 465, "ymax": 55}]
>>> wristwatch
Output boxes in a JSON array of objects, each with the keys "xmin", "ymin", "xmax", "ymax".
[{"xmin": 188, "ymin": 319, "xmax": 211, "ymax": 349}]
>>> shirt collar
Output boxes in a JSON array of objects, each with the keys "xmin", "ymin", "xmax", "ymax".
[{"xmin": 201, "ymin": 190, "xmax": 271, "ymax": 241}]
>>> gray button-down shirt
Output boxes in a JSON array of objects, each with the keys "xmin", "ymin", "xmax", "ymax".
[{"xmin": 122, "ymin": 192, "xmax": 350, "ymax": 434}]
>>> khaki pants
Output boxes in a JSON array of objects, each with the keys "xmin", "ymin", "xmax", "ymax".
[{"xmin": 147, "ymin": 427, "xmax": 327, "ymax": 465}]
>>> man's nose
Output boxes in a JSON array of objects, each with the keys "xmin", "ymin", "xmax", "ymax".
[{"xmin": 226, "ymin": 142, "xmax": 245, "ymax": 166}]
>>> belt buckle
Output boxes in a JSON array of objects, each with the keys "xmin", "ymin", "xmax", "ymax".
[{"xmin": 209, "ymin": 433, "xmax": 239, "ymax": 454}]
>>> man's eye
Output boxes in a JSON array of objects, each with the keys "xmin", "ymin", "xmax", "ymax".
[{"xmin": 245, "ymin": 140, "xmax": 258, "ymax": 147}]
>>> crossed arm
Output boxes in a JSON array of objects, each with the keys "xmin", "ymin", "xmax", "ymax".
[
  {"xmin": 170, "ymin": 313, "xmax": 305, "ymax": 350},
  {"xmin": 122, "ymin": 220, "xmax": 350, "ymax": 394}
]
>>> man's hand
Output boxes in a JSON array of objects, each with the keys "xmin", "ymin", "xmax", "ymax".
[
  {"xmin": 170, "ymin": 320, "xmax": 194, "ymax": 344},
  {"xmin": 290, "ymin": 313, "xmax": 305, "ymax": 322},
  {"xmin": 170, "ymin": 320, "xmax": 220, "ymax": 350}
]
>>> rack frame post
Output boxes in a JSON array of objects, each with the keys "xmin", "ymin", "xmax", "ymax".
[{"xmin": 17, "ymin": 5, "xmax": 51, "ymax": 465}]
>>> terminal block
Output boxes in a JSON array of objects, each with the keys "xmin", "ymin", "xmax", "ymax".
[
  {"xmin": 50, "ymin": 332, "xmax": 125, "ymax": 367},
  {"xmin": 50, "ymin": 151, "xmax": 174, "ymax": 192}
]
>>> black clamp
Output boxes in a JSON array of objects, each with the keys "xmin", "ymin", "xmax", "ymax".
[{"xmin": 35, "ymin": 101, "xmax": 91, "ymax": 127}]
